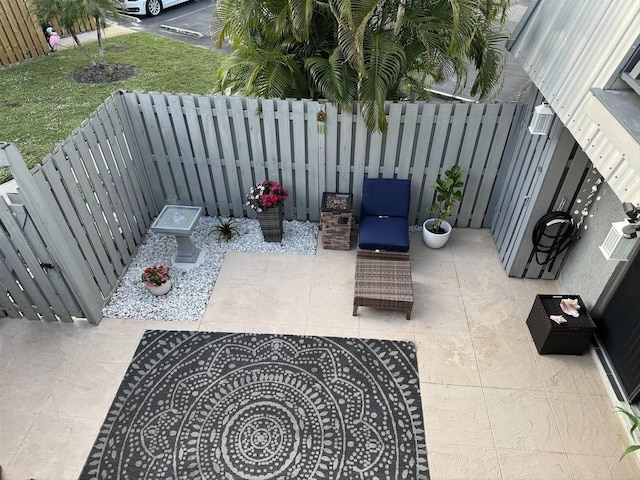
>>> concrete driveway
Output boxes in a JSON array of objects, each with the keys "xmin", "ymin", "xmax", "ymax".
[{"xmin": 117, "ymin": 0, "xmax": 230, "ymax": 52}]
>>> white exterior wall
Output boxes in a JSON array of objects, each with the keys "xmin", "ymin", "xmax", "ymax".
[{"xmin": 509, "ymin": 0, "xmax": 640, "ymax": 201}]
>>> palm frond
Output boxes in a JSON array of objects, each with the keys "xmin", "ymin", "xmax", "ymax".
[
  {"xmin": 358, "ymin": 32, "xmax": 405, "ymax": 131},
  {"xmin": 305, "ymin": 47, "xmax": 358, "ymax": 105}
]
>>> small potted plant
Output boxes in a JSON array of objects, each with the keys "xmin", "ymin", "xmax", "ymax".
[
  {"xmin": 246, "ymin": 180, "xmax": 289, "ymax": 242},
  {"xmin": 422, "ymin": 165, "xmax": 465, "ymax": 249},
  {"xmin": 210, "ymin": 217, "xmax": 241, "ymax": 242},
  {"xmin": 141, "ymin": 264, "xmax": 172, "ymax": 296}
]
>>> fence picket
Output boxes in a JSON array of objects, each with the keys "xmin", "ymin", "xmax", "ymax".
[
  {"xmin": 0, "ymin": 258, "xmax": 39, "ymax": 320},
  {"xmin": 40, "ymin": 157, "xmax": 112, "ymax": 295},
  {"xmin": 261, "ymin": 99, "xmax": 281, "ymax": 189},
  {"xmin": 276, "ymin": 100, "xmax": 295, "ymax": 219},
  {"xmin": 197, "ymin": 95, "xmax": 227, "ymax": 216},
  {"xmin": 351, "ymin": 106, "xmax": 369, "ymax": 217},
  {"xmin": 183, "ymin": 95, "xmax": 218, "ymax": 216},
  {"xmin": 324, "ymin": 103, "xmax": 339, "ymax": 191},
  {"xmin": 245, "ymin": 98, "xmax": 267, "ymax": 187},
  {"xmin": 397, "ymin": 104, "xmax": 418, "ymax": 180},
  {"xmin": 101, "ymin": 96, "xmax": 151, "ymax": 231},
  {"xmin": 409, "ymin": 104, "xmax": 436, "ymax": 225},
  {"xmin": 122, "ymin": 93, "xmax": 164, "ymax": 212},
  {"xmin": 71, "ymin": 128, "xmax": 129, "ymax": 263},
  {"xmin": 471, "ymin": 103, "xmax": 518, "ymax": 228},
  {"xmin": 422, "ymin": 104, "xmax": 450, "ymax": 213},
  {"xmin": 213, "ymin": 96, "xmax": 244, "ymax": 217},
  {"xmin": 338, "ymin": 106, "xmax": 353, "ymax": 193},
  {"xmin": 168, "ymin": 94, "xmax": 204, "ymax": 207},
  {"xmin": 0, "ymin": 199, "xmax": 62, "ymax": 321},
  {"xmin": 9, "ymin": 199, "xmax": 82, "ymax": 315},
  {"xmin": 52, "ymin": 147, "xmax": 120, "ymax": 283},
  {"xmin": 457, "ymin": 104, "xmax": 500, "ymax": 226},
  {"xmin": 292, "ymin": 101, "xmax": 308, "ymax": 218},
  {"xmin": 229, "ymin": 96, "xmax": 255, "ymax": 213},
  {"xmin": 139, "ymin": 94, "xmax": 177, "ymax": 204},
  {"xmin": 306, "ymin": 101, "xmax": 321, "ymax": 221},
  {"xmin": 153, "ymin": 93, "xmax": 191, "ymax": 204},
  {"xmin": 89, "ymin": 108, "xmax": 138, "ymax": 253},
  {"xmin": 382, "ymin": 104, "xmax": 403, "ymax": 178}
]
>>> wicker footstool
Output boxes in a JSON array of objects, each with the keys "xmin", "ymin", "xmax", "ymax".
[{"xmin": 353, "ymin": 250, "xmax": 414, "ymax": 320}]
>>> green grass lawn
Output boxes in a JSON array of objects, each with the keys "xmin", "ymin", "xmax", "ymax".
[{"xmin": 0, "ymin": 32, "xmax": 226, "ymax": 183}]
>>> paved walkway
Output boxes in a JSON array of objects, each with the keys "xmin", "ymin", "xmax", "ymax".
[{"xmin": 2, "ymin": 229, "xmax": 639, "ymax": 479}]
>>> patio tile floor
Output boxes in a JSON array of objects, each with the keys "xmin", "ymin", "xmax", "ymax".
[{"xmin": 1, "ymin": 229, "xmax": 639, "ymax": 479}]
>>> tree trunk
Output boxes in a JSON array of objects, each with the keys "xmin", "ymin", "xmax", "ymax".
[
  {"xmin": 70, "ymin": 28, "xmax": 96, "ymax": 66},
  {"xmin": 95, "ymin": 16, "xmax": 104, "ymax": 65}
]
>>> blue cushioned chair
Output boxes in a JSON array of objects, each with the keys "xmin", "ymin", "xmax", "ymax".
[{"xmin": 358, "ymin": 178, "xmax": 411, "ymax": 252}]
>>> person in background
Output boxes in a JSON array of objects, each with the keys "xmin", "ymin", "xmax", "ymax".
[{"xmin": 42, "ymin": 26, "xmax": 61, "ymax": 52}]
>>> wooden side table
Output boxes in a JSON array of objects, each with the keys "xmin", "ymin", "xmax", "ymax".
[{"xmin": 321, "ymin": 193, "xmax": 352, "ymax": 250}]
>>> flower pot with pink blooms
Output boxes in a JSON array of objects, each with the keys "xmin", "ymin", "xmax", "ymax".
[
  {"xmin": 246, "ymin": 180, "xmax": 289, "ymax": 242},
  {"xmin": 141, "ymin": 264, "xmax": 172, "ymax": 296}
]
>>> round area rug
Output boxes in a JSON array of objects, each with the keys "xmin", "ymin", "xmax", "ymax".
[{"xmin": 80, "ymin": 331, "xmax": 429, "ymax": 479}]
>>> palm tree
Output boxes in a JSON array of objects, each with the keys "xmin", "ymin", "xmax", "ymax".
[
  {"xmin": 31, "ymin": 0, "xmax": 120, "ymax": 66},
  {"xmin": 212, "ymin": 0, "xmax": 510, "ymax": 132}
]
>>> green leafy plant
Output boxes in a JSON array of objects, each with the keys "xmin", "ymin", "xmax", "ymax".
[
  {"xmin": 426, "ymin": 165, "xmax": 466, "ymax": 233},
  {"xmin": 616, "ymin": 407, "xmax": 640, "ymax": 460},
  {"xmin": 141, "ymin": 264, "xmax": 170, "ymax": 287},
  {"xmin": 210, "ymin": 217, "xmax": 241, "ymax": 242}
]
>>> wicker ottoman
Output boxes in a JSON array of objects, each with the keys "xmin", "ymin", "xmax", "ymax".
[
  {"xmin": 353, "ymin": 250, "xmax": 414, "ymax": 320},
  {"xmin": 526, "ymin": 294, "xmax": 596, "ymax": 355}
]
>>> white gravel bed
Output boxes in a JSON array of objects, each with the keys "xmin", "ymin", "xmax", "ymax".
[{"xmin": 103, "ymin": 216, "xmax": 318, "ymax": 322}]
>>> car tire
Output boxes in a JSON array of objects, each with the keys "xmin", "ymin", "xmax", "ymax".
[{"xmin": 145, "ymin": 0, "xmax": 162, "ymax": 16}]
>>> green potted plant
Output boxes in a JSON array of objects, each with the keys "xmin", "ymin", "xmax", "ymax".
[{"xmin": 422, "ymin": 165, "xmax": 465, "ymax": 249}]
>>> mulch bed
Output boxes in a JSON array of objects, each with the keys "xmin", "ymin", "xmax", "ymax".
[{"xmin": 72, "ymin": 63, "xmax": 139, "ymax": 84}]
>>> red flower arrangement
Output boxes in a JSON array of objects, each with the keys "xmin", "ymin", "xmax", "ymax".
[
  {"xmin": 246, "ymin": 180, "xmax": 289, "ymax": 213},
  {"xmin": 141, "ymin": 264, "xmax": 170, "ymax": 287}
]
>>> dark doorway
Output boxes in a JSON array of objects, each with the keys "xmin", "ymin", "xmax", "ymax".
[{"xmin": 596, "ymin": 250, "xmax": 640, "ymax": 403}]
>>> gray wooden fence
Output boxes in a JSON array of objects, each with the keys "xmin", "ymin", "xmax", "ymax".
[
  {"xmin": 121, "ymin": 92, "xmax": 525, "ymax": 227},
  {"xmin": 1, "ymin": 92, "xmax": 525, "ymax": 324}
]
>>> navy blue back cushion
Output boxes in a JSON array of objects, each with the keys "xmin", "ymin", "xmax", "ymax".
[{"xmin": 361, "ymin": 179, "xmax": 411, "ymax": 218}]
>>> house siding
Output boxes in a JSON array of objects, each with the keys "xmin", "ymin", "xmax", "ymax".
[{"xmin": 508, "ymin": 0, "xmax": 640, "ymax": 202}]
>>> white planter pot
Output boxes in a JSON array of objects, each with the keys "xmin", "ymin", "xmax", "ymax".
[
  {"xmin": 422, "ymin": 219, "xmax": 452, "ymax": 249},
  {"xmin": 146, "ymin": 279, "xmax": 172, "ymax": 296}
]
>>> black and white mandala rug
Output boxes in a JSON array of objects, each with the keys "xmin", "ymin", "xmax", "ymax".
[{"xmin": 80, "ymin": 331, "xmax": 429, "ymax": 479}]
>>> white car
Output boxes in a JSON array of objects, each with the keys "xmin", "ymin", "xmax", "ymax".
[{"xmin": 122, "ymin": 0, "xmax": 190, "ymax": 16}]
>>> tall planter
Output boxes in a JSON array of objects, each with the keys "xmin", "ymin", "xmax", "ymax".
[{"xmin": 257, "ymin": 204, "xmax": 284, "ymax": 242}]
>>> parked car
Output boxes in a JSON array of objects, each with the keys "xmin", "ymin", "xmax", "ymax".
[{"xmin": 122, "ymin": 0, "xmax": 190, "ymax": 16}]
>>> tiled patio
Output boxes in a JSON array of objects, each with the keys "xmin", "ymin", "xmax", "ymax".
[{"xmin": 1, "ymin": 229, "xmax": 639, "ymax": 479}]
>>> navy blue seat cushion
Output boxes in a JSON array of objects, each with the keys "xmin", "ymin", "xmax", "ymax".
[
  {"xmin": 358, "ymin": 216, "xmax": 409, "ymax": 252},
  {"xmin": 361, "ymin": 179, "xmax": 411, "ymax": 217}
]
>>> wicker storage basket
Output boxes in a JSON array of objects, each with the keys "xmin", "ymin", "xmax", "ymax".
[
  {"xmin": 526, "ymin": 294, "xmax": 596, "ymax": 355},
  {"xmin": 257, "ymin": 204, "xmax": 284, "ymax": 242}
]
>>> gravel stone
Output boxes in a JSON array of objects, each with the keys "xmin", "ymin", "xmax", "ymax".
[{"xmin": 103, "ymin": 217, "xmax": 318, "ymax": 322}]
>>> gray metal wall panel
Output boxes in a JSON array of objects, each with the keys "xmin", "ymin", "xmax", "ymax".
[{"xmin": 509, "ymin": 0, "xmax": 640, "ymax": 201}]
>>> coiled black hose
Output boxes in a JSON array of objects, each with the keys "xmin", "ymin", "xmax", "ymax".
[{"xmin": 532, "ymin": 211, "xmax": 575, "ymax": 269}]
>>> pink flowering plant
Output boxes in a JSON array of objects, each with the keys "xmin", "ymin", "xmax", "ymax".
[
  {"xmin": 141, "ymin": 264, "xmax": 170, "ymax": 287},
  {"xmin": 246, "ymin": 180, "xmax": 289, "ymax": 213}
]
